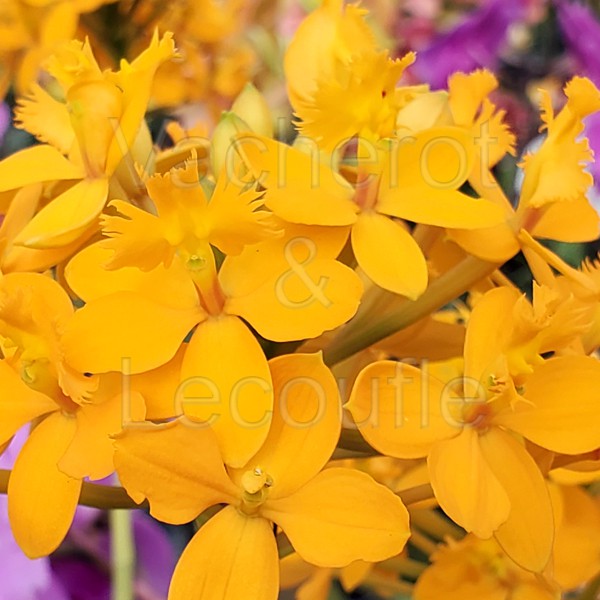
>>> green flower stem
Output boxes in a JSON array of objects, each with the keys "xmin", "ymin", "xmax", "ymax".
[
  {"xmin": 82, "ymin": 482, "xmax": 145, "ymax": 510},
  {"xmin": 110, "ymin": 508, "xmax": 135, "ymax": 600},
  {"xmin": 277, "ymin": 532, "xmax": 294, "ymax": 559},
  {"xmin": 322, "ymin": 256, "xmax": 499, "ymax": 367},
  {"xmin": 0, "ymin": 469, "xmax": 144, "ymax": 509}
]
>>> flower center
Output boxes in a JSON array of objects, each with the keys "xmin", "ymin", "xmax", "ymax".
[
  {"xmin": 463, "ymin": 401, "xmax": 493, "ymax": 431},
  {"xmin": 353, "ymin": 170, "xmax": 380, "ymax": 212},
  {"xmin": 463, "ymin": 372, "xmax": 517, "ymax": 432},
  {"xmin": 240, "ymin": 467, "xmax": 273, "ymax": 515},
  {"xmin": 19, "ymin": 358, "xmax": 79, "ymax": 414},
  {"xmin": 181, "ymin": 243, "xmax": 226, "ymax": 316}
]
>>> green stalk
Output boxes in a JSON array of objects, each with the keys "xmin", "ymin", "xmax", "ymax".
[
  {"xmin": 323, "ymin": 256, "xmax": 498, "ymax": 366},
  {"xmin": 110, "ymin": 509, "xmax": 136, "ymax": 600},
  {"xmin": 0, "ymin": 469, "xmax": 144, "ymax": 509}
]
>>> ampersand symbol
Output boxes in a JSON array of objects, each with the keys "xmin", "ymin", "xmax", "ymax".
[{"xmin": 275, "ymin": 237, "xmax": 332, "ymax": 309}]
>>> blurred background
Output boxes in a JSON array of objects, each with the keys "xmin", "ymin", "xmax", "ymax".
[{"xmin": 1, "ymin": 1, "xmax": 600, "ymax": 598}]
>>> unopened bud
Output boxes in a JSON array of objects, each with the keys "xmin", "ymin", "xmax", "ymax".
[
  {"xmin": 210, "ymin": 111, "xmax": 251, "ymax": 177},
  {"xmin": 231, "ymin": 83, "xmax": 274, "ymax": 138}
]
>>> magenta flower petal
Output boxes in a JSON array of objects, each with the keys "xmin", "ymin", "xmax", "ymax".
[
  {"xmin": 556, "ymin": 0, "xmax": 600, "ymax": 86},
  {"xmin": 50, "ymin": 558, "xmax": 109, "ymax": 600},
  {"xmin": 133, "ymin": 515, "xmax": 177, "ymax": 597},
  {"xmin": 411, "ymin": 0, "xmax": 525, "ymax": 89},
  {"xmin": 53, "ymin": 508, "xmax": 177, "ymax": 599},
  {"xmin": 0, "ymin": 103, "xmax": 9, "ymax": 143}
]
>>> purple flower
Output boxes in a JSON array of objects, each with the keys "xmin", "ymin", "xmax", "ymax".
[
  {"xmin": 555, "ymin": 0, "xmax": 600, "ymax": 208},
  {"xmin": 0, "ymin": 103, "xmax": 9, "ymax": 144},
  {"xmin": 52, "ymin": 509, "xmax": 177, "ymax": 600},
  {"xmin": 581, "ymin": 111, "xmax": 600, "ymax": 213},
  {"xmin": 556, "ymin": 0, "xmax": 600, "ymax": 86},
  {"xmin": 411, "ymin": 0, "xmax": 525, "ymax": 89}
]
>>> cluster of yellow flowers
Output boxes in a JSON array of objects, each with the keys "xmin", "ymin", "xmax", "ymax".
[
  {"xmin": 0, "ymin": 0, "xmax": 265, "ymax": 112},
  {"xmin": 3, "ymin": 0, "xmax": 600, "ymax": 598}
]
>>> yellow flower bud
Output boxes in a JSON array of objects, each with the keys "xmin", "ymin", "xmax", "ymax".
[
  {"xmin": 231, "ymin": 83, "xmax": 274, "ymax": 138},
  {"xmin": 210, "ymin": 111, "xmax": 250, "ymax": 177}
]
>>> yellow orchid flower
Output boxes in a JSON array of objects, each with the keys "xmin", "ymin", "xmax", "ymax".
[
  {"xmin": 346, "ymin": 285, "xmax": 600, "ymax": 572},
  {"xmin": 135, "ymin": 0, "xmax": 258, "ymax": 111},
  {"xmin": 414, "ymin": 534, "xmax": 560, "ymax": 600},
  {"xmin": 283, "ymin": 0, "xmax": 374, "ymax": 112},
  {"xmin": 0, "ymin": 0, "xmax": 111, "ymax": 97},
  {"xmin": 0, "ymin": 272, "xmax": 145, "ymax": 557},
  {"xmin": 101, "ymin": 155, "xmax": 277, "ymax": 271},
  {"xmin": 448, "ymin": 76, "xmax": 600, "ymax": 263},
  {"xmin": 395, "ymin": 69, "xmax": 516, "ymax": 174},
  {"xmin": 113, "ymin": 353, "xmax": 410, "ymax": 600},
  {"xmin": 416, "ymin": 483, "xmax": 600, "ymax": 598},
  {"xmin": 447, "ymin": 70, "xmax": 516, "ymax": 169},
  {"xmin": 60, "ymin": 159, "xmax": 362, "ymax": 467},
  {"xmin": 284, "ymin": 0, "xmax": 518, "ymax": 169},
  {"xmin": 0, "ymin": 31, "xmax": 176, "ymax": 256},
  {"xmin": 292, "ymin": 49, "xmax": 416, "ymax": 149},
  {"xmin": 571, "ymin": 255, "xmax": 600, "ymax": 353},
  {"xmin": 236, "ymin": 128, "xmax": 504, "ymax": 299},
  {"xmin": 284, "ymin": 0, "xmax": 416, "ymax": 148}
]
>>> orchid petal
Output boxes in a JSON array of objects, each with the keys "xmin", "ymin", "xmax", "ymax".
[
  {"xmin": 346, "ymin": 361, "xmax": 458, "ymax": 458},
  {"xmin": 494, "ymin": 356, "xmax": 600, "ymax": 454},
  {"xmin": 15, "ymin": 177, "xmax": 108, "ymax": 249},
  {"xmin": 180, "ymin": 316, "xmax": 273, "ymax": 468},
  {"xmin": 168, "ymin": 506, "xmax": 278, "ymax": 600},
  {"xmin": 351, "ymin": 211, "xmax": 427, "ymax": 299},
  {"xmin": 263, "ymin": 468, "xmax": 409, "ymax": 568},
  {"xmin": 428, "ymin": 427, "xmax": 510, "ymax": 538},
  {"xmin": 62, "ymin": 292, "xmax": 203, "ymax": 374},
  {"xmin": 8, "ymin": 412, "xmax": 81, "ymax": 558},
  {"xmin": 479, "ymin": 427, "xmax": 553, "ymax": 572},
  {"xmin": 114, "ymin": 420, "xmax": 238, "ymax": 525}
]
